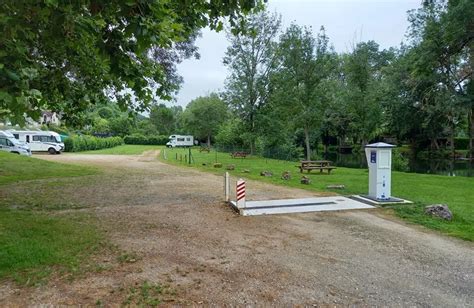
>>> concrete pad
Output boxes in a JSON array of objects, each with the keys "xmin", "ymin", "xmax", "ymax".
[{"xmin": 230, "ymin": 196, "xmax": 374, "ymax": 216}]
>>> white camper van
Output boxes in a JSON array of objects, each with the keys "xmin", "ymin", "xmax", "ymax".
[
  {"xmin": 0, "ymin": 131, "xmax": 31, "ymax": 156},
  {"xmin": 11, "ymin": 130, "xmax": 64, "ymax": 154},
  {"xmin": 166, "ymin": 135, "xmax": 194, "ymax": 148}
]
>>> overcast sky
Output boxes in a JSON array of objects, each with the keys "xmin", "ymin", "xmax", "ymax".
[{"xmin": 172, "ymin": 0, "xmax": 421, "ymax": 108}]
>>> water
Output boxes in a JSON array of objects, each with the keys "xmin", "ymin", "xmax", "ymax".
[{"xmin": 325, "ymin": 153, "xmax": 474, "ymax": 177}]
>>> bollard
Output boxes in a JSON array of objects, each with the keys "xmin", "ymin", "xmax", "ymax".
[{"xmin": 236, "ymin": 179, "xmax": 246, "ymax": 208}]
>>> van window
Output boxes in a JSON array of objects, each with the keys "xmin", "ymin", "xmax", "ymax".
[
  {"xmin": 186, "ymin": 138, "xmax": 190, "ymax": 141},
  {"xmin": 26, "ymin": 135, "xmax": 30, "ymax": 143},
  {"xmin": 33, "ymin": 135, "xmax": 57, "ymax": 142},
  {"xmin": 13, "ymin": 134, "xmax": 19, "ymax": 139},
  {"xmin": 0, "ymin": 138, "xmax": 7, "ymax": 146},
  {"xmin": 177, "ymin": 138, "xmax": 185, "ymax": 141}
]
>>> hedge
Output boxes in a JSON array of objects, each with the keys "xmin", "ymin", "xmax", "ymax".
[
  {"xmin": 64, "ymin": 135, "xmax": 123, "ymax": 152},
  {"xmin": 124, "ymin": 134, "xmax": 168, "ymax": 145}
]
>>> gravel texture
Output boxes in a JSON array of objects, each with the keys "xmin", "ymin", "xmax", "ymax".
[{"xmin": 1, "ymin": 151, "xmax": 473, "ymax": 306}]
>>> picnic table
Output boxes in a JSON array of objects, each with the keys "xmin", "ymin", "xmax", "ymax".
[
  {"xmin": 199, "ymin": 146, "xmax": 211, "ymax": 153},
  {"xmin": 297, "ymin": 160, "xmax": 336, "ymax": 174},
  {"xmin": 230, "ymin": 151, "xmax": 249, "ymax": 158}
]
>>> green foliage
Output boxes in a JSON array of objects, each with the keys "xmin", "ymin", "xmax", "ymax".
[
  {"xmin": 124, "ymin": 134, "xmax": 168, "ymax": 145},
  {"xmin": 0, "ymin": 0, "xmax": 263, "ymax": 124},
  {"xmin": 181, "ymin": 93, "xmax": 228, "ymax": 145},
  {"xmin": 392, "ymin": 148, "xmax": 410, "ymax": 172},
  {"xmin": 454, "ymin": 138, "xmax": 469, "ymax": 150},
  {"xmin": 64, "ymin": 135, "xmax": 123, "ymax": 152},
  {"xmin": 149, "ymin": 104, "xmax": 182, "ymax": 136},
  {"xmin": 80, "ymin": 145, "xmax": 161, "ymax": 155}
]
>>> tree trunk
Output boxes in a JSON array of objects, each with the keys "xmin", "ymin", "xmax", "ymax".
[
  {"xmin": 450, "ymin": 119, "xmax": 455, "ymax": 159},
  {"xmin": 304, "ymin": 126, "xmax": 311, "ymax": 160},
  {"xmin": 469, "ymin": 108, "xmax": 474, "ymax": 160},
  {"xmin": 207, "ymin": 134, "xmax": 211, "ymax": 147}
]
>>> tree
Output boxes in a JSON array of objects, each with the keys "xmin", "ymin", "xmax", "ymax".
[
  {"xmin": 273, "ymin": 25, "xmax": 335, "ymax": 160},
  {"xmin": 342, "ymin": 41, "xmax": 392, "ymax": 146},
  {"xmin": 0, "ymin": 0, "xmax": 264, "ymax": 125},
  {"xmin": 149, "ymin": 104, "xmax": 177, "ymax": 136},
  {"xmin": 182, "ymin": 93, "xmax": 228, "ymax": 146},
  {"xmin": 223, "ymin": 9, "xmax": 281, "ymax": 154}
]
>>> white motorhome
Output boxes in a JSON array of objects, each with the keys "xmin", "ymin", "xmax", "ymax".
[
  {"xmin": 166, "ymin": 135, "xmax": 194, "ymax": 148},
  {"xmin": 0, "ymin": 131, "xmax": 31, "ymax": 156},
  {"xmin": 10, "ymin": 130, "xmax": 64, "ymax": 154}
]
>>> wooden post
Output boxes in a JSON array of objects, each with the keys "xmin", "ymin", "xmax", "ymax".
[{"xmin": 224, "ymin": 172, "xmax": 230, "ymax": 202}]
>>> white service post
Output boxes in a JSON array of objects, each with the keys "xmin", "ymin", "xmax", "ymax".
[
  {"xmin": 365, "ymin": 142, "xmax": 395, "ymax": 201},
  {"xmin": 224, "ymin": 172, "xmax": 230, "ymax": 202}
]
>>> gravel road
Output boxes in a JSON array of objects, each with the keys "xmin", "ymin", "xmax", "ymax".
[{"xmin": 1, "ymin": 152, "xmax": 473, "ymax": 306}]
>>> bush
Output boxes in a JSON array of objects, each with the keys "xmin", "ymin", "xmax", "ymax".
[
  {"xmin": 392, "ymin": 148, "xmax": 409, "ymax": 172},
  {"xmin": 123, "ymin": 134, "xmax": 168, "ymax": 145},
  {"xmin": 64, "ymin": 135, "xmax": 123, "ymax": 152},
  {"xmin": 455, "ymin": 138, "xmax": 469, "ymax": 150}
]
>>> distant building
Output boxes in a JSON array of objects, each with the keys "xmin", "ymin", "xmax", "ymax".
[{"xmin": 40, "ymin": 111, "xmax": 61, "ymax": 126}]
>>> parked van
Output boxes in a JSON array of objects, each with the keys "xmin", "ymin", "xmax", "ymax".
[
  {"xmin": 0, "ymin": 131, "xmax": 31, "ymax": 156},
  {"xmin": 166, "ymin": 135, "xmax": 194, "ymax": 148},
  {"xmin": 10, "ymin": 130, "xmax": 64, "ymax": 154}
]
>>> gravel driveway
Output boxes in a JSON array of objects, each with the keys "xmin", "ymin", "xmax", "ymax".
[{"xmin": 1, "ymin": 152, "xmax": 473, "ymax": 306}]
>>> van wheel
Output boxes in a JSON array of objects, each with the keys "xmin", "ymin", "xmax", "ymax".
[{"xmin": 48, "ymin": 148, "xmax": 56, "ymax": 154}]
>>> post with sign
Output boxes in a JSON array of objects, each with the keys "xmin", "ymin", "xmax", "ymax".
[{"xmin": 365, "ymin": 142, "xmax": 395, "ymax": 201}]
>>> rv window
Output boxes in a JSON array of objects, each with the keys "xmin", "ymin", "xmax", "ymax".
[
  {"xmin": 33, "ymin": 135, "xmax": 40, "ymax": 141},
  {"xmin": 186, "ymin": 138, "xmax": 190, "ymax": 141},
  {"xmin": 0, "ymin": 138, "xmax": 7, "ymax": 146},
  {"xmin": 177, "ymin": 138, "xmax": 185, "ymax": 141},
  {"xmin": 13, "ymin": 134, "xmax": 19, "ymax": 139},
  {"xmin": 33, "ymin": 135, "xmax": 57, "ymax": 142}
]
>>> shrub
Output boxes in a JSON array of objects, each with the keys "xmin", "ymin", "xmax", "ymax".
[
  {"xmin": 392, "ymin": 148, "xmax": 409, "ymax": 172},
  {"xmin": 123, "ymin": 134, "xmax": 168, "ymax": 145},
  {"xmin": 64, "ymin": 135, "xmax": 123, "ymax": 152},
  {"xmin": 454, "ymin": 138, "xmax": 469, "ymax": 150}
]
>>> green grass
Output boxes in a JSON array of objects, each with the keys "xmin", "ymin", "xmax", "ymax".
[
  {"xmin": 162, "ymin": 147, "xmax": 474, "ymax": 241},
  {"xmin": 0, "ymin": 152, "xmax": 97, "ymax": 185},
  {"xmin": 0, "ymin": 152, "xmax": 102, "ymax": 284},
  {"xmin": 0, "ymin": 210, "xmax": 101, "ymax": 285},
  {"xmin": 79, "ymin": 144, "xmax": 162, "ymax": 155}
]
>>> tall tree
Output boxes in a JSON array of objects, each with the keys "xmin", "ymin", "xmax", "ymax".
[
  {"xmin": 149, "ymin": 104, "xmax": 176, "ymax": 136},
  {"xmin": 182, "ymin": 93, "xmax": 228, "ymax": 146},
  {"xmin": 274, "ymin": 25, "xmax": 335, "ymax": 160},
  {"xmin": 223, "ymin": 9, "xmax": 281, "ymax": 153},
  {"xmin": 342, "ymin": 41, "xmax": 392, "ymax": 146},
  {"xmin": 0, "ymin": 0, "xmax": 263, "ymax": 125}
]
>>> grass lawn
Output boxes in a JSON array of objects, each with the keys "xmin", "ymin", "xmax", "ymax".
[
  {"xmin": 79, "ymin": 144, "xmax": 162, "ymax": 155},
  {"xmin": 161, "ymin": 147, "xmax": 474, "ymax": 241},
  {"xmin": 0, "ymin": 152, "xmax": 97, "ymax": 185},
  {"xmin": 0, "ymin": 152, "xmax": 102, "ymax": 284}
]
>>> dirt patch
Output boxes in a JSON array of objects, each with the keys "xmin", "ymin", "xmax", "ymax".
[{"xmin": 1, "ymin": 153, "xmax": 473, "ymax": 306}]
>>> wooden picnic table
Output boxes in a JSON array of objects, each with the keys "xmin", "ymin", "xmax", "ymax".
[
  {"xmin": 230, "ymin": 151, "xmax": 249, "ymax": 158},
  {"xmin": 297, "ymin": 160, "xmax": 336, "ymax": 174}
]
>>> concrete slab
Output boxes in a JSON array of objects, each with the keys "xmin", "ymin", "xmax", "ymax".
[
  {"xmin": 230, "ymin": 196, "xmax": 374, "ymax": 216},
  {"xmin": 351, "ymin": 195, "xmax": 413, "ymax": 206}
]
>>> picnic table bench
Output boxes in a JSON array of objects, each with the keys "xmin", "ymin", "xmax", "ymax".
[
  {"xmin": 297, "ymin": 160, "xmax": 336, "ymax": 174},
  {"xmin": 230, "ymin": 151, "xmax": 249, "ymax": 158},
  {"xmin": 199, "ymin": 146, "xmax": 211, "ymax": 153}
]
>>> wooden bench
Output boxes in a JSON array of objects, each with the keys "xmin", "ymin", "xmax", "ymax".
[
  {"xmin": 199, "ymin": 146, "xmax": 211, "ymax": 153},
  {"xmin": 297, "ymin": 160, "xmax": 336, "ymax": 174},
  {"xmin": 230, "ymin": 151, "xmax": 249, "ymax": 158}
]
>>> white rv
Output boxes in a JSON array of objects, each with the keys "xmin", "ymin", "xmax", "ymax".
[
  {"xmin": 166, "ymin": 135, "xmax": 194, "ymax": 148},
  {"xmin": 0, "ymin": 131, "xmax": 31, "ymax": 156},
  {"xmin": 10, "ymin": 130, "xmax": 64, "ymax": 154}
]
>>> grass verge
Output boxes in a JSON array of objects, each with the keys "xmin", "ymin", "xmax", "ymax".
[
  {"xmin": 0, "ymin": 210, "xmax": 101, "ymax": 285},
  {"xmin": 161, "ymin": 147, "xmax": 474, "ymax": 241},
  {"xmin": 79, "ymin": 144, "xmax": 162, "ymax": 155},
  {"xmin": 0, "ymin": 152, "xmax": 97, "ymax": 185},
  {"xmin": 0, "ymin": 152, "xmax": 103, "ymax": 284}
]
